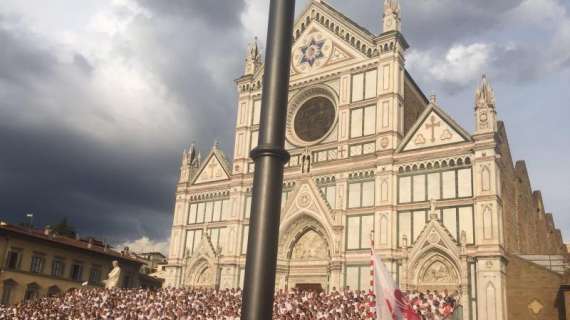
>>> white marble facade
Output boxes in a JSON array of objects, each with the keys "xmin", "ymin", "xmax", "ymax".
[{"xmin": 165, "ymin": 1, "xmax": 518, "ymax": 319}]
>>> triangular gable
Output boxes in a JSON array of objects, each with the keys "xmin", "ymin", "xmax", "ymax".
[
  {"xmin": 408, "ymin": 217, "xmax": 460, "ymax": 264},
  {"xmin": 397, "ymin": 104, "xmax": 472, "ymax": 152},
  {"xmin": 280, "ymin": 180, "xmax": 334, "ymax": 229},
  {"xmin": 253, "ymin": 1, "xmax": 376, "ymax": 83},
  {"xmin": 291, "ymin": 24, "xmax": 365, "ymax": 75},
  {"xmin": 192, "ymin": 233, "xmax": 218, "ymax": 259},
  {"xmin": 192, "ymin": 148, "xmax": 231, "ymax": 184}
]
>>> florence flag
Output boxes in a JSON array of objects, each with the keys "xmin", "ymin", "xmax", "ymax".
[{"xmin": 372, "ymin": 254, "xmax": 419, "ymax": 320}]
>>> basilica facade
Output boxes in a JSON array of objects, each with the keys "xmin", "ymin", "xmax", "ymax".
[{"xmin": 165, "ymin": 1, "xmax": 568, "ymax": 319}]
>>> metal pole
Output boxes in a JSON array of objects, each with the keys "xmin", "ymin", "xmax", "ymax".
[{"xmin": 241, "ymin": 0, "xmax": 295, "ymax": 319}]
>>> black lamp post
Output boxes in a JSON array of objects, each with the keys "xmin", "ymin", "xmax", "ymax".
[{"xmin": 240, "ymin": 0, "xmax": 296, "ymax": 319}]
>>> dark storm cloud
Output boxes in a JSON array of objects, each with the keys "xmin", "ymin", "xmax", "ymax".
[
  {"xmin": 0, "ymin": 14, "xmax": 179, "ymax": 242},
  {"xmin": 0, "ymin": 0, "xmax": 251, "ymax": 245},
  {"xmin": 0, "ymin": 119, "xmax": 177, "ymax": 242}
]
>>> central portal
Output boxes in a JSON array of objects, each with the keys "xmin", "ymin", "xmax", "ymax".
[{"xmin": 286, "ymin": 229, "xmax": 330, "ymax": 290}]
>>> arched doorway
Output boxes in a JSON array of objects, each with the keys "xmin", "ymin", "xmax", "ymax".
[
  {"xmin": 278, "ymin": 215, "xmax": 333, "ymax": 291},
  {"xmin": 288, "ymin": 229, "xmax": 329, "ymax": 290},
  {"xmin": 185, "ymin": 258, "xmax": 216, "ymax": 288}
]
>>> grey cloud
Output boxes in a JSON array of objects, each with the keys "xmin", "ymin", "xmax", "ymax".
[
  {"xmin": 73, "ymin": 53, "xmax": 94, "ymax": 75},
  {"xmin": 0, "ymin": 18, "xmax": 56, "ymax": 85},
  {"xmin": 323, "ymin": 0, "xmax": 524, "ymax": 49},
  {"xmin": 137, "ymin": 0, "xmax": 246, "ymax": 29}
]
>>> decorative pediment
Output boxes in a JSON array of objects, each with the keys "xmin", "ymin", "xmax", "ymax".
[
  {"xmin": 251, "ymin": 0, "xmax": 377, "ymax": 84},
  {"xmin": 192, "ymin": 146, "xmax": 231, "ymax": 184},
  {"xmin": 292, "ymin": 1, "xmax": 376, "ymax": 52},
  {"xmin": 408, "ymin": 217, "xmax": 460, "ymax": 265},
  {"xmin": 189, "ymin": 233, "xmax": 218, "ymax": 261},
  {"xmin": 280, "ymin": 180, "xmax": 334, "ymax": 228},
  {"xmin": 398, "ymin": 103, "xmax": 472, "ymax": 152},
  {"xmin": 291, "ymin": 25, "xmax": 364, "ymax": 75}
]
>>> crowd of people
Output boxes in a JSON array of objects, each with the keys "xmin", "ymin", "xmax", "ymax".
[
  {"xmin": 407, "ymin": 290, "xmax": 459, "ymax": 320},
  {"xmin": 0, "ymin": 287, "xmax": 459, "ymax": 319}
]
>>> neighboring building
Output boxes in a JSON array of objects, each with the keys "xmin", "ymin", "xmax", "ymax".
[
  {"xmin": 165, "ymin": 0, "xmax": 569, "ymax": 319},
  {"xmin": 136, "ymin": 252, "xmax": 167, "ymax": 274},
  {"xmin": 0, "ymin": 222, "xmax": 143, "ymax": 305},
  {"xmin": 134, "ymin": 252, "xmax": 167, "ymax": 287}
]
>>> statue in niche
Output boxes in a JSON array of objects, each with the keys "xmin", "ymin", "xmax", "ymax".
[
  {"xmin": 460, "ymin": 230, "xmax": 467, "ymax": 245},
  {"xmin": 429, "ymin": 198, "xmax": 439, "ymax": 220}
]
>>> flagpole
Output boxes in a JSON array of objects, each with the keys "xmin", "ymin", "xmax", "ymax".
[{"xmin": 369, "ymin": 230, "xmax": 376, "ymax": 319}]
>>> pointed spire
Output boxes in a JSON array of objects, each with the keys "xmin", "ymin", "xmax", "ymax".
[
  {"xmin": 188, "ymin": 142, "xmax": 196, "ymax": 163},
  {"xmin": 213, "ymin": 139, "xmax": 220, "ymax": 150},
  {"xmin": 474, "ymin": 74, "xmax": 498, "ymax": 134},
  {"xmin": 384, "ymin": 0, "xmax": 400, "ymax": 14},
  {"xmin": 249, "ymin": 37, "xmax": 260, "ymax": 60},
  {"xmin": 475, "ymin": 74, "xmax": 496, "ymax": 109},
  {"xmin": 429, "ymin": 94, "xmax": 437, "ymax": 105},
  {"xmin": 383, "ymin": 0, "xmax": 401, "ymax": 33},
  {"xmin": 181, "ymin": 149, "xmax": 189, "ymax": 165},
  {"xmin": 244, "ymin": 36, "xmax": 262, "ymax": 75}
]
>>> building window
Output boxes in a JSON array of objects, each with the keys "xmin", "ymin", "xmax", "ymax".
[
  {"xmin": 348, "ymin": 180, "xmax": 375, "ymax": 208},
  {"xmin": 241, "ymin": 225, "xmax": 249, "ymax": 255},
  {"xmin": 30, "ymin": 255, "xmax": 45, "ymax": 274},
  {"xmin": 51, "ymin": 259, "xmax": 65, "ymax": 277},
  {"xmin": 252, "ymin": 99, "xmax": 261, "ymax": 125},
  {"xmin": 397, "ymin": 206, "xmax": 475, "ymax": 247},
  {"xmin": 244, "ymin": 195, "xmax": 252, "ymax": 219},
  {"xmin": 350, "ymin": 105, "xmax": 376, "ymax": 138},
  {"xmin": 207, "ymin": 227, "xmax": 227, "ymax": 253},
  {"xmin": 442, "ymin": 206, "xmax": 475, "ymax": 244},
  {"xmin": 346, "ymin": 214, "xmax": 374, "ymax": 250},
  {"xmin": 70, "ymin": 263, "xmax": 83, "ymax": 282},
  {"xmin": 5, "ymin": 250, "xmax": 20, "ymax": 270},
  {"xmin": 345, "ymin": 265, "xmax": 369, "ymax": 291},
  {"xmin": 1, "ymin": 280, "xmax": 15, "ymax": 305},
  {"xmin": 184, "ymin": 229, "xmax": 203, "ymax": 257},
  {"xmin": 320, "ymin": 184, "xmax": 336, "ymax": 209},
  {"xmin": 188, "ymin": 199, "xmax": 231, "ymax": 224},
  {"xmin": 24, "ymin": 283, "xmax": 40, "ymax": 301},
  {"xmin": 351, "ymin": 70, "xmax": 377, "ymax": 102},
  {"xmin": 398, "ymin": 167, "xmax": 473, "ymax": 204},
  {"xmin": 250, "ymin": 130, "xmax": 259, "ymax": 151},
  {"xmin": 89, "ymin": 268, "xmax": 102, "ymax": 283},
  {"xmin": 397, "ymin": 210, "xmax": 428, "ymax": 247}
]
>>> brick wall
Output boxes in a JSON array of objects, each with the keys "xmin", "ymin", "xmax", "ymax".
[
  {"xmin": 506, "ymin": 254, "xmax": 564, "ymax": 319},
  {"xmin": 497, "ymin": 123, "xmax": 566, "ymax": 256},
  {"xmin": 403, "ymin": 72, "xmax": 427, "ymax": 135}
]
